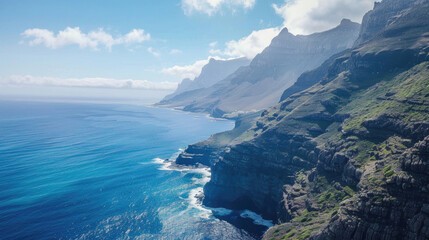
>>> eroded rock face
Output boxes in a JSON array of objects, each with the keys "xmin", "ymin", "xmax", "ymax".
[
  {"xmin": 363, "ymin": 114, "xmax": 429, "ymax": 140},
  {"xmin": 175, "ymin": 144, "xmax": 221, "ymax": 166},
  {"xmin": 316, "ymin": 135, "xmax": 429, "ymax": 240},
  {"xmin": 204, "ymin": 134, "xmax": 317, "ymax": 220},
  {"xmin": 402, "ymin": 136, "xmax": 429, "ymax": 175},
  {"xmin": 354, "ymin": 0, "xmax": 419, "ymax": 47}
]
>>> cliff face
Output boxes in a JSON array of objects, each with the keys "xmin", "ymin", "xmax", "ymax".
[
  {"xmin": 158, "ymin": 20, "xmax": 360, "ymax": 118},
  {"xmin": 202, "ymin": 0, "xmax": 429, "ymax": 239},
  {"xmin": 279, "ymin": 50, "xmax": 348, "ymax": 102},
  {"xmin": 354, "ymin": 0, "xmax": 420, "ymax": 47},
  {"xmin": 160, "ymin": 57, "xmax": 250, "ymax": 101}
]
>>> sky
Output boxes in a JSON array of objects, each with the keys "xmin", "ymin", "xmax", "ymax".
[{"xmin": 0, "ymin": 0, "xmax": 375, "ymax": 104}]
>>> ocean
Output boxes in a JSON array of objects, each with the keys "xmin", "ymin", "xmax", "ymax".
[{"xmin": 0, "ymin": 101, "xmax": 271, "ymax": 240}]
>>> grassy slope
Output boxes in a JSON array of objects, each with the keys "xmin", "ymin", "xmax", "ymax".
[{"xmin": 263, "ymin": 62, "xmax": 428, "ymax": 240}]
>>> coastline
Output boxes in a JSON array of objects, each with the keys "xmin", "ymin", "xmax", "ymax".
[
  {"xmin": 150, "ymin": 103, "xmax": 276, "ymax": 238},
  {"xmin": 153, "ymin": 144, "xmax": 274, "ymax": 239},
  {"xmin": 152, "ymin": 103, "xmax": 261, "ymax": 121}
]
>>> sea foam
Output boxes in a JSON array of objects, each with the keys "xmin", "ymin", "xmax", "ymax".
[
  {"xmin": 153, "ymin": 149, "xmax": 274, "ymax": 230},
  {"xmin": 240, "ymin": 210, "xmax": 274, "ymax": 228},
  {"xmin": 153, "ymin": 149, "xmax": 212, "ymax": 219}
]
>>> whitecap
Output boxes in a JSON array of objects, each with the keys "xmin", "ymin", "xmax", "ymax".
[
  {"xmin": 187, "ymin": 187, "xmax": 212, "ymax": 219},
  {"xmin": 208, "ymin": 207, "xmax": 233, "ymax": 216},
  {"xmin": 152, "ymin": 157, "xmax": 164, "ymax": 164},
  {"xmin": 152, "ymin": 157, "xmax": 173, "ymax": 171},
  {"xmin": 240, "ymin": 210, "xmax": 274, "ymax": 228},
  {"xmin": 153, "ymin": 149, "xmax": 215, "ymax": 219},
  {"xmin": 152, "ymin": 148, "xmax": 185, "ymax": 171}
]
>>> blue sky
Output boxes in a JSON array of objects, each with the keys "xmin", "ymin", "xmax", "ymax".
[
  {"xmin": 0, "ymin": 0, "xmax": 282, "ymax": 80},
  {"xmin": 0, "ymin": 0, "xmax": 374, "ymax": 104}
]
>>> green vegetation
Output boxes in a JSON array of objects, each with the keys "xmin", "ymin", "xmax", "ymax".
[
  {"xmin": 372, "ymin": 195, "xmax": 383, "ymax": 203},
  {"xmin": 296, "ymin": 170, "xmax": 307, "ymax": 182},
  {"xmin": 341, "ymin": 63, "xmax": 429, "ymax": 134},
  {"xmin": 353, "ymin": 140, "xmax": 377, "ymax": 166},
  {"xmin": 293, "ymin": 210, "xmax": 318, "ymax": 223},
  {"xmin": 382, "ymin": 165, "xmax": 396, "ymax": 178},
  {"xmin": 265, "ymin": 63, "xmax": 429, "ymax": 239},
  {"xmin": 343, "ymin": 186, "xmax": 355, "ymax": 196},
  {"xmin": 383, "ymin": 165, "xmax": 392, "ymax": 172}
]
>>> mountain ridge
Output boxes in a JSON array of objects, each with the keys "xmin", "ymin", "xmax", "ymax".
[
  {"xmin": 157, "ymin": 19, "xmax": 361, "ymax": 118},
  {"xmin": 161, "ymin": 57, "xmax": 250, "ymax": 101}
]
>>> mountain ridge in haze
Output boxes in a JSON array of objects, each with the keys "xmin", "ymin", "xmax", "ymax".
[
  {"xmin": 157, "ymin": 19, "xmax": 361, "ymax": 118},
  {"xmin": 161, "ymin": 57, "xmax": 250, "ymax": 101}
]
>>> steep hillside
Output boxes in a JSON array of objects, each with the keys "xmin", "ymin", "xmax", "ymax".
[
  {"xmin": 161, "ymin": 57, "xmax": 250, "ymax": 101},
  {"xmin": 158, "ymin": 20, "xmax": 360, "ymax": 118},
  {"xmin": 200, "ymin": 0, "xmax": 429, "ymax": 239}
]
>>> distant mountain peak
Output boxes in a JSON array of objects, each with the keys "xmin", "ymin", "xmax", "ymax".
[
  {"xmin": 158, "ymin": 57, "xmax": 250, "ymax": 102},
  {"xmin": 279, "ymin": 27, "xmax": 289, "ymax": 34},
  {"xmin": 159, "ymin": 20, "xmax": 361, "ymax": 117},
  {"xmin": 340, "ymin": 18, "xmax": 353, "ymax": 25}
]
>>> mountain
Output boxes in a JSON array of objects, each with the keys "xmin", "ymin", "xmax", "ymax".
[
  {"xmin": 176, "ymin": 0, "xmax": 429, "ymax": 239},
  {"xmin": 160, "ymin": 57, "xmax": 250, "ymax": 101},
  {"xmin": 158, "ymin": 19, "xmax": 361, "ymax": 118}
]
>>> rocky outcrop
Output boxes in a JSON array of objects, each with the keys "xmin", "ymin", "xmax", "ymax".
[
  {"xmin": 354, "ymin": 0, "xmax": 421, "ymax": 47},
  {"xmin": 316, "ymin": 192, "xmax": 429, "ymax": 239},
  {"xmin": 175, "ymin": 144, "xmax": 222, "ymax": 166},
  {"xmin": 316, "ymin": 132, "xmax": 429, "ymax": 240},
  {"xmin": 204, "ymin": 135, "xmax": 318, "ymax": 220},
  {"xmin": 362, "ymin": 113, "xmax": 429, "ymax": 140},
  {"xmin": 402, "ymin": 136, "xmax": 429, "ymax": 176}
]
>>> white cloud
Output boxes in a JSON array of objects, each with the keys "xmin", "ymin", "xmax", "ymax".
[
  {"xmin": 273, "ymin": 0, "xmax": 374, "ymax": 35},
  {"xmin": 0, "ymin": 75, "xmax": 177, "ymax": 90},
  {"xmin": 198, "ymin": 0, "xmax": 373, "ymax": 62},
  {"xmin": 170, "ymin": 49, "xmax": 182, "ymax": 54},
  {"xmin": 147, "ymin": 47, "xmax": 161, "ymax": 57},
  {"xmin": 210, "ymin": 27, "xmax": 280, "ymax": 59},
  {"xmin": 122, "ymin": 29, "xmax": 150, "ymax": 43},
  {"xmin": 182, "ymin": 0, "xmax": 255, "ymax": 15},
  {"xmin": 88, "ymin": 29, "xmax": 116, "ymax": 50},
  {"xmin": 22, "ymin": 27, "xmax": 150, "ymax": 50},
  {"xmin": 167, "ymin": 28, "xmax": 281, "ymax": 78}
]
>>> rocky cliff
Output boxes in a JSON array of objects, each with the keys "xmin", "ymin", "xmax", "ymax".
[
  {"xmin": 200, "ymin": 0, "xmax": 429, "ymax": 239},
  {"xmin": 158, "ymin": 20, "xmax": 360, "ymax": 118}
]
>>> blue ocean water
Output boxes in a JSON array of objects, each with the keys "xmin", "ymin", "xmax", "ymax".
[{"xmin": 0, "ymin": 101, "xmax": 266, "ymax": 240}]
